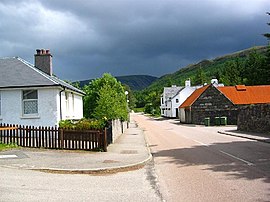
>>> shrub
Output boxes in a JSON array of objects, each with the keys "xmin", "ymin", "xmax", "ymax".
[{"xmin": 59, "ymin": 118, "xmax": 107, "ymax": 130}]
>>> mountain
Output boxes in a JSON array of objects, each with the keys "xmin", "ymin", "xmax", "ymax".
[
  {"xmin": 78, "ymin": 75, "xmax": 158, "ymax": 91},
  {"xmin": 146, "ymin": 46, "xmax": 268, "ymax": 92}
]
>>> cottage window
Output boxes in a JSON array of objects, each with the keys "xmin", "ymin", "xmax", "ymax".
[
  {"xmin": 176, "ymin": 99, "xmax": 179, "ymax": 103},
  {"xmin": 22, "ymin": 90, "xmax": 38, "ymax": 115}
]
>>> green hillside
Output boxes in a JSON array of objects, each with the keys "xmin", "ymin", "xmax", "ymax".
[
  {"xmin": 137, "ymin": 45, "xmax": 269, "ymax": 116},
  {"xmin": 147, "ymin": 46, "xmax": 268, "ymax": 92}
]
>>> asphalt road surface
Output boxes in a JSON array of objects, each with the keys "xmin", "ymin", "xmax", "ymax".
[
  {"xmin": 0, "ymin": 164, "xmax": 162, "ymax": 202},
  {"xmin": 133, "ymin": 114, "xmax": 270, "ymax": 202}
]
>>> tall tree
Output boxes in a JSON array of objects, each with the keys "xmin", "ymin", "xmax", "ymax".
[
  {"xmin": 243, "ymin": 50, "xmax": 267, "ymax": 85},
  {"xmin": 193, "ymin": 66, "xmax": 207, "ymax": 85},
  {"xmin": 83, "ymin": 73, "xmax": 128, "ymax": 121},
  {"xmin": 220, "ymin": 60, "xmax": 243, "ymax": 86}
]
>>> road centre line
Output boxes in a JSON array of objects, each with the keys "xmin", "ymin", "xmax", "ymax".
[
  {"xmin": 219, "ymin": 150, "xmax": 254, "ymax": 166},
  {"xmin": 178, "ymin": 133, "xmax": 254, "ymax": 166},
  {"xmin": 192, "ymin": 139, "xmax": 209, "ymax": 147}
]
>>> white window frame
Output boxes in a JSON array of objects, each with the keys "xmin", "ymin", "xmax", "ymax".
[{"xmin": 22, "ymin": 90, "xmax": 38, "ymax": 116}]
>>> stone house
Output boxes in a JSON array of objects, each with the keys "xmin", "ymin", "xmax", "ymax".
[
  {"xmin": 179, "ymin": 84, "xmax": 270, "ymax": 125},
  {"xmin": 160, "ymin": 79, "xmax": 200, "ymax": 118},
  {"xmin": 0, "ymin": 49, "xmax": 85, "ymax": 127}
]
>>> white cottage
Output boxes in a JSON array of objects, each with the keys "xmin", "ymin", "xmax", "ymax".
[
  {"xmin": 0, "ymin": 49, "xmax": 85, "ymax": 127},
  {"xmin": 160, "ymin": 79, "xmax": 200, "ymax": 118}
]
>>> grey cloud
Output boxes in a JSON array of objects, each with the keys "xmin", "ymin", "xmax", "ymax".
[{"xmin": 0, "ymin": 0, "xmax": 269, "ymax": 81}]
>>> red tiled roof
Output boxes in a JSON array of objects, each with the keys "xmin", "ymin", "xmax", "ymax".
[
  {"xmin": 217, "ymin": 85, "xmax": 270, "ymax": 105},
  {"xmin": 179, "ymin": 85, "xmax": 210, "ymax": 108}
]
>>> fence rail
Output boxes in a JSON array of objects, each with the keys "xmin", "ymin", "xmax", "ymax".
[{"xmin": 0, "ymin": 123, "xmax": 108, "ymax": 151}]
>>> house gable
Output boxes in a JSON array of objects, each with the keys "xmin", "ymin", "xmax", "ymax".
[
  {"xmin": 192, "ymin": 85, "xmax": 234, "ymax": 110},
  {"xmin": 179, "ymin": 85, "xmax": 210, "ymax": 108},
  {"xmin": 190, "ymin": 85, "xmax": 238, "ymax": 125}
]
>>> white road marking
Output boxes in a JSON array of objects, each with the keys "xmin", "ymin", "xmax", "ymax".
[
  {"xmin": 219, "ymin": 150, "xmax": 254, "ymax": 166},
  {"xmin": 0, "ymin": 154, "xmax": 18, "ymax": 159},
  {"xmin": 176, "ymin": 131, "xmax": 255, "ymax": 166},
  {"xmin": 179, "ymin": 133, "xmax": 254, "ymax": 166},
  {"xmin": 192, "ymin": 139, "xmax": 209, "ymax": 147}
]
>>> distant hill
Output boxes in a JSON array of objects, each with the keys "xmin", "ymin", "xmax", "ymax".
[
  {"xmin": 146, "ymin": 46, "xmax": 268, "ymax": 92},
  {"xmin": 78, "ymin": 75, "xmax": 158, "ymax": 91}
]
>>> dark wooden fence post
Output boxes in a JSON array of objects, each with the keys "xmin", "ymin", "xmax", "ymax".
[
  {"xmin": 59, "ymin": 128, "xmax": 64, "ymax": 149},
  {"xmin": 103, "ymin": 128, "xmax": 107, "ymax": 152}
]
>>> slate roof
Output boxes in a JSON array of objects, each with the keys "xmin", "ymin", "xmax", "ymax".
[
  {"xmin": 163, "ymin": 86, "xmax": 184, "ymax": 100},
  {"xmin": 0, "ymin": 57, "xmax": 85, "ymax": 95},
  {"xmin": 217, "ymin": 85, "xmax": 270, "ymax": 105}
]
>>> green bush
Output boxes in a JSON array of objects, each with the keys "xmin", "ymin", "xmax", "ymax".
[{"xmin": 59, "ymin": 118, "xmax": 106, "ymax": 130}]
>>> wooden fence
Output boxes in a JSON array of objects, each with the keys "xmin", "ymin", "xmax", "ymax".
[{"xmin": 0, "ymin": 123, "xmax": 108, "ymax": 152}]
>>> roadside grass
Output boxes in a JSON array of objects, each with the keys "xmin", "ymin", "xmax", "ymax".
[{"xmin": 0, "ymin": 142, "xmax": 18, "ymax": 151}]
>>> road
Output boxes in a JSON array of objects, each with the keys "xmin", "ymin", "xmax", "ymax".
[
  {"xmin": 0, "ymin": 164, "xmax": 162, "ymax": 202},
  {"xmin": 133, "ymin": 114, "xmax": 270, "ymax": 202}
]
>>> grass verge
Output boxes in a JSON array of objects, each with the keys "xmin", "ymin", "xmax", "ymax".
[{"xmin": 0, "ymin": 142, "xmax": 18, "ymax": 151}]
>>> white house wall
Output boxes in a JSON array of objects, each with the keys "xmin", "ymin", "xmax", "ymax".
[
  {"xmin": 0, "ymin": 88, "xmax": 84, "ymax": 127},
  {"xmin": 180, "ymin": 108, "xmax": 186, "ymax": 122},
  {"xmin": 60, "ymin": 91, "xmax": 83, "ymax": 120},
  {"xmin": 0, "ymin": 88, "xmax": 59, "ymax": 127},
  {"xmin": 178, "ymin": 87, "xmax": 198, "ymax": 120},
  {"xmin": 161, "ymin": 86, "xmax": 198, "ymax": 118},
  {"xmin": 171, "ymin": 96, "xmax": 180, "ymax": 117},
  {"xmin": 73, "ymin": 94, "xmax": 83, "ymax": 119}
]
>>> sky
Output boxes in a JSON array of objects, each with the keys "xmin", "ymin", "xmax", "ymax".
[{"xmin": 0, "ymin": 0, "xmax": 269, "ymax": 81}]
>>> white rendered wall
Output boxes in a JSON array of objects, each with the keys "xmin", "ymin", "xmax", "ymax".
[
  {"xmin": 0, "ymin": 88, "xmax": 59, "ymax": 127},
  {"xmin": 0, "ymin": 88, "xmax": 84, "ymax": 127},
  {"xmin": 179, "ymin": 87, "xmax": 196, "ymax": 105},
  {"xmin": 171, "ymin": 96, "xmax": 180, "ymax": 117},
  {"xmin": 179, "ymin": 108, "xmax": 186, "ymax": 122},
  {"xmin": 160, "ymin": 86, "xmax": 198, "ymax": 118},
  {"xmin": 60, "ymin": 91, "xmax": 83, "ymax": 120},
  {"xmin": 73, "ymin": 93, "xmax": 83, "ymax": 119}
]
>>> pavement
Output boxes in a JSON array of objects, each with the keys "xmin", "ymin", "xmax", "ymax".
[
  {"xmin": 218, "ymin": 128, "xmax": 270, "ymax": 143},
  {"xmin": 0, "ymin": 113, "xmax": 152, "ymax": 174},
  {"xmin": 0, "ymin": 113, "xmax": 269, "ymax": 174}
]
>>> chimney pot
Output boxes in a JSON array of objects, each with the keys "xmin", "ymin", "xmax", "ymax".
[
  {"xmin": 46, "ymin": 49, "xmax": 50, "ymax": 54},
  {"xmin": 36, "ymin": 49, "xmax": 41, "ymax": 55}
]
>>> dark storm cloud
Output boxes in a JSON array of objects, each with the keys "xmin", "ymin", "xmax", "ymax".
[{"xmin": 0, "ymin": 0, "xmax": 269, "ymax": 80}]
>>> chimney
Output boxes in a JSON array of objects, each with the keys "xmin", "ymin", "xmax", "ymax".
[
  {"xmin": 211, "ymin": 79, "xmax": 218, "ymax": 86},
  {"xmin": 185, "ymin": 79, "xmax": 191, "ymax": 87},
  {"xmin": 34, "ymin": 49, "xmax": 53, "ymax": 76}
]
